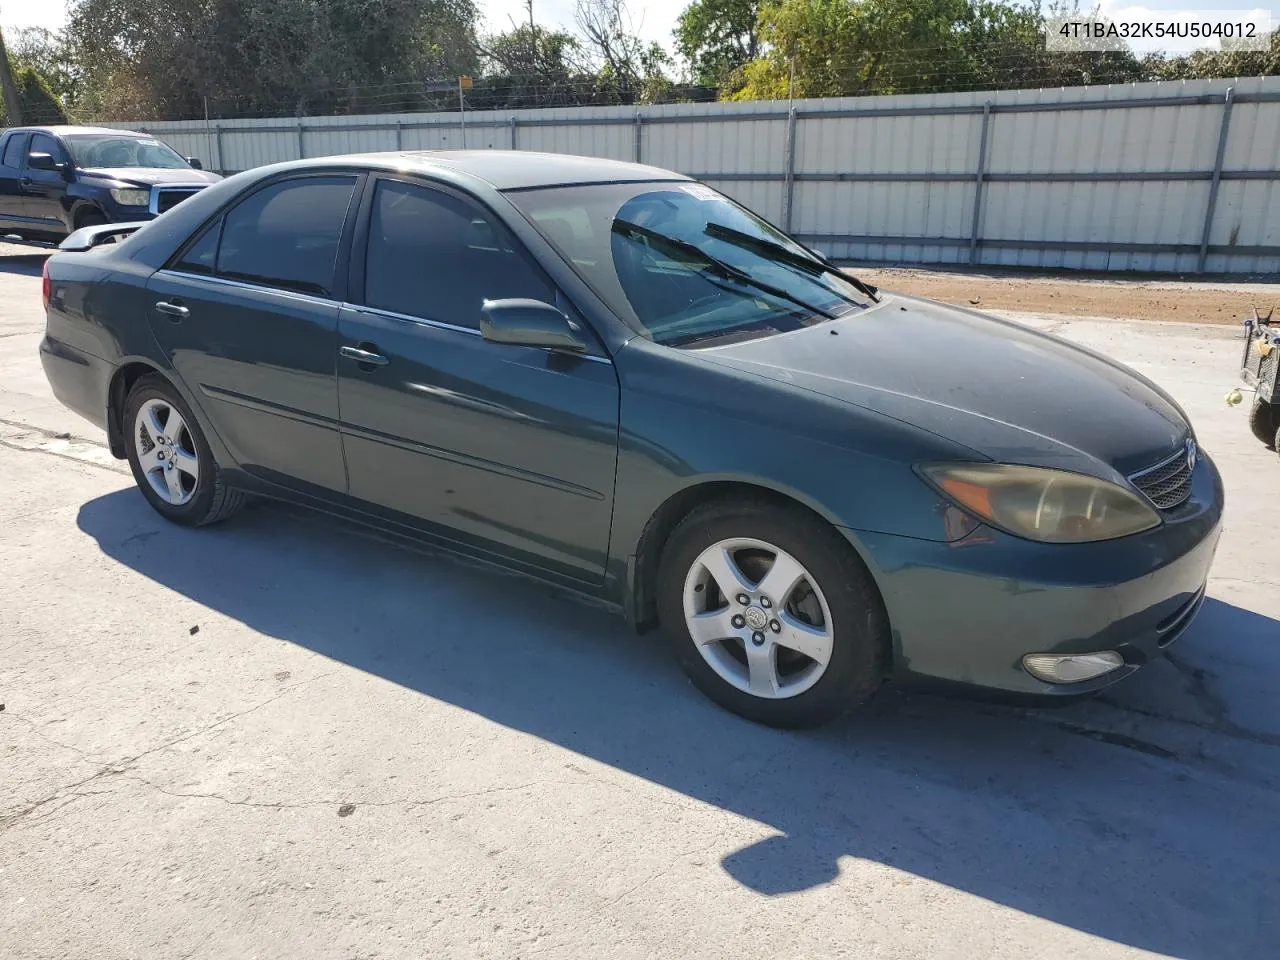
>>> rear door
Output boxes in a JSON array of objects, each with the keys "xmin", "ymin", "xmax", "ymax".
[
  {"xmin": 336, "ymin": 176, "xmax": 621, "ymax": 582},
  {"xmin": 0, "ymin": 132, "xmax": 30, "ymax": 226},
  {"xmin": 146, "ymin": 172, "xmax": 362, "ymax": 495},
  {"xmin": 20, "ymin": 132, "xmax": 71, "ymax": 231}
]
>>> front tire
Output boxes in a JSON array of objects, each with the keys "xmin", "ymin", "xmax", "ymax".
[
  {"xmin": 656, "ymin": 498, "xmax": 888, "ymax": 728},
  {"xmin": 123, "ymin": 375, "xmax": 244, "ymax": 526}
]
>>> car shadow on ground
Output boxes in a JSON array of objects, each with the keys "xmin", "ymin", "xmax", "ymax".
[
  {"xmin": 0, "ymin": 251, "xmax": 50, "ymax": 276},
  {"xmin": 77, "ymin": 490, "xmax": 1279, "ymax": 959}
]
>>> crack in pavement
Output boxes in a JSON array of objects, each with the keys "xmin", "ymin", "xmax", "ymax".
[
  {"xmin": 118, "ymin": 773, "xmax": 574, "ymax": 814},
  {"xmin": 0, "ymin": 670, "xmax": 338, "ymax": 834}
]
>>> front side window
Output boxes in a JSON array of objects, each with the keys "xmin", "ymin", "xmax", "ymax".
[
  {"xmin": 217, "ymin": 176, "xmax": 357, "ymax": 296},
  {"xmin": 506, "ymin": 182, "xmax": 873, "ymax": 348},
  {"xmin": 363, "ymin": 179, "xmax": 552, "ymax": 329},
  {"xmin": 29, "ymin": 133, "xmax": 66, "ymax": 166},
  {"xmin": 63, "ymin": 135, "xmax": 190, "ymax": 170}
]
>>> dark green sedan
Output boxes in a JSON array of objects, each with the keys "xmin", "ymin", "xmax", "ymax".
[{"xmin": 39, "ymin": 151, "xmax": 1223, "ymax": 727}]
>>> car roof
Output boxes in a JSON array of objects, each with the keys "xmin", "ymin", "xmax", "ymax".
[
  {"xmin": 1, "ymin": 125, "xmax": 152, "ymax": 138},
  {"xmin": 310, "ymin": 150, "xmax": 691, "ymax": 191}
]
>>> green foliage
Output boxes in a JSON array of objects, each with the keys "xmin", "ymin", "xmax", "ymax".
[
  {"xmin": 725, "ymin": 0, "xmax": 1157, "ymax": 99},
  {"xmin": 66, "ymin": 0, "xmax": 482, "ymax": 120},
  {"xmin": 7, "ymin": 28, "xmax": 80, "ymax": 111},
  {"xmin": 675, "ymin": 0, "xmax": 761, "ymax": 87},
  {"xmin": 12, "ymin": 66, "xmax": 69, "ymax": 124}
]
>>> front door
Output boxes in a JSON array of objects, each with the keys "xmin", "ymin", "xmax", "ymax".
[
  {"xmin": 20, "ymin": 133, "xmax": 71, "ymax": 231},
  {"xmin": 147, "ymin": 173, "xmax": 361, "ymax": 495},
  {"xmin": 336, "ymin": 177, "xmax": 620, "ymax": 582}
]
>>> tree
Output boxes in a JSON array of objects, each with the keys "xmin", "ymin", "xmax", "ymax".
[
  {"xmin": 575, "ymin": 0, "xmax": 675, "ymax": 103},
  {"xmin": 1143, "ymin": 30, "xmax": 1280, "ymax": 81},
  {"xmin": 727, "ymin": 0, "xmax": 1145, "ymax": 100},
  {"xmin": 675, "ymin": 0, "xmax": 761, "ymax": 87},
  {"xmin": 65, "ymin": 0, "xmax": 482, "ymax": 120},
  {"xmin": 478, "ymin": 24, "xmax": 594, "ymax": 107},
  {"xmin": 8, "ymin": 67, "xmax": 69, "ymax": 124},
  {"xmin": 0, "ymin": 23, "xmax": 23, "ymax": 125},
  {"xmin": 6, "ymin": 27, "xmax": 80, "ymax": 108}
]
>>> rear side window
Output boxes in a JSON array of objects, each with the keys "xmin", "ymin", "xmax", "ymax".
[
  {"xmin": 364, "ymin": 179, "xmax": 552, "ymax": 329},
  {"xmin": 216, "ymin": 176, "xmax": 357, "ymax": 296},
  {"xmin": 174, "ymin": 219, "xmax": 222, "ymax": 275},
  {"xmin": 2, "ymin": 134, "xmax": 28, "ymax": 168}
]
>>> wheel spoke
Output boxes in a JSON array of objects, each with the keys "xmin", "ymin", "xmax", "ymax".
[
  {"xmin": 173, "ymin": 448, "xmax": 200, "ymax": 483},
  {"xmin": 164, "ymin": 465, "xmax": 185, "ymax": 501},
  {"xmin": 746, "ymin": 643, "xmax": 780, "ymax": 697},
  {"xmin": 686, "ymin": 609, "xmax": 737, "ymax": 646},
  {"xmin": 161, "ymin": 410, "xmax": 186, "ymax": 446},
  {"xmin": 142, "ymin": 405, "xmax": 166, "ymax": 447},
  {"xmin": 700, "ymin": 545, "xmax": 754, "ymax": 599},
  {"xmin": 775, "ymin": 611, "xmax": 833, "ymax": 666},
  {"xmin": 755, "ymin": 550, "xmax": 806, "ymax": 606}
]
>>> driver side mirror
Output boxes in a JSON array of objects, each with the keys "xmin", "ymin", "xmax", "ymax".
[
  {"xmin": 480, "ymin": 299, "xmax": 588, "ymax": 353},
  {"xmin": 186, "ymin": 157, "xmax": 203, "ymax": 170},
  {"xmin": 27, "ymin": 151, "xmax": 61, "ymax": 172}
]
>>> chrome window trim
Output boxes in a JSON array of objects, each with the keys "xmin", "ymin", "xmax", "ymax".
[
  {"xmin": 347, "ymin": 304, "xmax": 614, "ymax": 364},
  {"xmin": 159, "ymin": 273, "xmax": 613, "ymax": 364},
  {"xmin": 160, "ymin": 269, "xmax": 341, "ymax": 307}
]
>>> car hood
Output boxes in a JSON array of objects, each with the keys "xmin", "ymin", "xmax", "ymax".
[
  {"xmin": 78, "ymin": 167, "xmax": 222, "ymax": 187},
  {"xmin": 698, "ymin": 294, "xmax": 1190, "ymax": 478}
]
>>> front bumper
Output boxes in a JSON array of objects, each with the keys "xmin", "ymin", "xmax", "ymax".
[{"xmin": 848, "ymin": 452, "xmax": 1224, "ymax": 699}]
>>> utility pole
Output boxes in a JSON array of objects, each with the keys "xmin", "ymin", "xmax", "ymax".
[
  {"xmin": 0, "ymin": 12, "xmax": 24, "ymax": 127},
  {"xmin": 527, "ymin": 0, "xmax": 534, "ymax": 31}
]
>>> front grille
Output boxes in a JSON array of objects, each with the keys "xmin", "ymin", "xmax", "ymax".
[
  {"xmin": 1129, "ymin": 448, "xmax": 1193, "ymax": 510},
  {"xmin": 154, "ymin": 188, "xmax": 202, "ymax": 214}
]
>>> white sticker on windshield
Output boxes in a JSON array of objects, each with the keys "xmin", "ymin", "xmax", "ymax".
[
  {"xmin": 681, "ymin": 183, "xmax": 720, "ymax": 202},
  {"xmin": 137, "ymin": 139, "xmax": 160, "ymax": 146}
]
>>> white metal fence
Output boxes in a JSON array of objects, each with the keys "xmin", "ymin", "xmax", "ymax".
[{"xmin": 121, "ymin": 76, "xmax": 1280, "ymax": 275}]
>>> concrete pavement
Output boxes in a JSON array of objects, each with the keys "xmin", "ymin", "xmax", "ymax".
[{"xmin": 1, "ymin": 252, "xmax": 1278, "ymax": 959}]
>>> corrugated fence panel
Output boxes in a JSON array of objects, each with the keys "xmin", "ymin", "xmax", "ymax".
[{"xmin": 116, "ymin": 75, "xmax": 1280, "ymax": 274}]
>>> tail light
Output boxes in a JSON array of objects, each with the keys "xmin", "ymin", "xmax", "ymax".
[{"xmin": 41, "ymin": 259, "xmax": 51, "ymax": 310}]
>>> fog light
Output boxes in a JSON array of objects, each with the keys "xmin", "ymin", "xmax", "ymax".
[{"xmin": 1022, "ymin": 651, "xmax": 1124, "ymax": 684}]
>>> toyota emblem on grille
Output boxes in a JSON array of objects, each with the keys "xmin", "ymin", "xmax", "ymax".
[{"xmin": 1185, "ymin": 438, "xmax": 1197, "ymax": 473}]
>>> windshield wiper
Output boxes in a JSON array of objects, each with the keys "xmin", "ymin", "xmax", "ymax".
[
  {"xmin": 611, "ymin": 219, "xmax": 836, "ymax": 321},
  {"xmin": 703, "ymin": 222, "xmax": 881, "ymax": 302}
]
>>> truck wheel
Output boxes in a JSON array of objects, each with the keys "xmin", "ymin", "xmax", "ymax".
[
  {"xmin": 76, "ymin": 210, "xmax": 107, "ymax": 229},
  {"xmin": 1249, "ymin": 399, "xmax": 1275, "ymax": 448}
]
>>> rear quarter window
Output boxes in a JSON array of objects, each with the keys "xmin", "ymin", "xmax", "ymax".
[
  {"xmin": 215, "ymin": 176, "xmax": 358, "ymax": 296},
  {"xmin": 1, "ymin": 133, "xmax": 28, "ymax": 168}
]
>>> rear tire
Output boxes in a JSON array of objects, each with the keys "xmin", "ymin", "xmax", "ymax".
[
  {"xmin": 656, "ymin": 498, "xmax": 888, "ymax": 728},
  {"xmin": 1249, "ymin": 398, "xmax": 1275, "ymax": 448},
  {"xmin": 123, "ymin": 374, "xmax": 244, "ymax": 526}
]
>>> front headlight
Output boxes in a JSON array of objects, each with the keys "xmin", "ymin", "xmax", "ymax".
[
  {"xmin": 920, "ymin": 463, "xmax": 1161, "ymax": 543},
  {"xmin": 109, "ymin": 188, "xmax": 150, "ymax": 207}
]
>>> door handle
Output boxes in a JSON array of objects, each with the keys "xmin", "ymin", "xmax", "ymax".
[
  {"xmin": 339, "ymin": 344, "xmax": 388, "ymax": 367},
  {"xmin": 154, "ymin": 301, "xmax": 189, "ymax": 321}
]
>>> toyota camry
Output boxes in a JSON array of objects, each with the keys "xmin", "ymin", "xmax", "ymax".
[{"xmin": 38, "ymin": 151, "xmax": 1223, "ymax": 727}]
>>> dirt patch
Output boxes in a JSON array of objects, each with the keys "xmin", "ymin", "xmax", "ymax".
[{"xmin": 851, "ymin": 266, "xmax": 1280, "ymax": 326}]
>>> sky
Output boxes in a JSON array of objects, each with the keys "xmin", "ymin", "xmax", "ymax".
[{"xmin": 0, "ymin": 0, "xmax": 1270, "ymax": 57}]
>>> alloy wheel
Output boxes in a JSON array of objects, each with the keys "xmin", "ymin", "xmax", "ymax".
[
  {"xmin": 681, "ymin": 537, "xmax": 834, "ymax": 699},
  {"xmin": 133, "ymin": 398, "xmax": 200, "ymax": 506}
]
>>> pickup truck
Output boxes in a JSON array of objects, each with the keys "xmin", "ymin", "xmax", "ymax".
[{"xmin": 0, "ymin": 125, "xmax": 221, "ymax": 242}]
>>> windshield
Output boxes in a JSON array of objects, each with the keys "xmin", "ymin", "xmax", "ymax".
[
  {"xmin": 506, "ymin": 181, "xmax": 873, "ymax": 348},
  {"xmin": 64, "ymin": 134, "xmax": 191, "ymax": 170}
]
